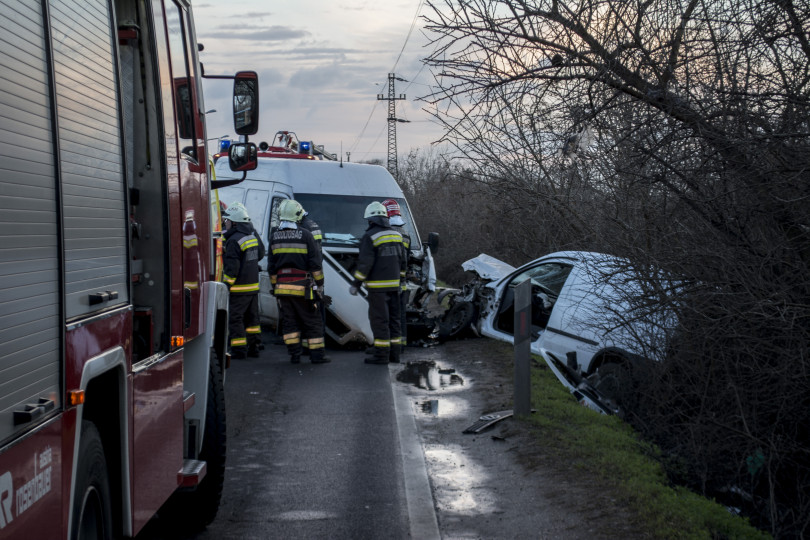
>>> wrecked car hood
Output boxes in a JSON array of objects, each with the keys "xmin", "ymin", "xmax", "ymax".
[{"xmin": 461, "ymin": 254, "xmax": 516, "ymax": 282}]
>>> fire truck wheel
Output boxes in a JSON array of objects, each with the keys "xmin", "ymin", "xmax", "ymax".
[
  {"xmin": 72, "ymin": 421, "xmax": 113, "ymax": 540},
  {"xmin": 195, "ymin": 350, "xmax": 227, "ymax": 526},
  {"xmin": 166, "ymin": 350, "xmax": 227, "ymax": 531}
]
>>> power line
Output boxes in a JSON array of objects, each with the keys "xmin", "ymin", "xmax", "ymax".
[{"xmin": 351, "ymin": 0, "xmax": 425, "ymax": 158}]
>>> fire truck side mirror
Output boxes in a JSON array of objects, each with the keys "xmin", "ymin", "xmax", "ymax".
[
  {"xmin": 228, "ymin": 143, "xmax": 258, "ymax": 172},
  {"xmin": 233, "ymin": 71, "xmax": 259, "ymax": 136}
]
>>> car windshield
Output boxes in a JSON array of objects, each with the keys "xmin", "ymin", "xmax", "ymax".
[
  {"xmin": 509, "ymin": 262, "xmax": 573, "ymax": 298},
  {"xmin": 295, "ymin": 194, "xmax": 419, "ymax": 249}
]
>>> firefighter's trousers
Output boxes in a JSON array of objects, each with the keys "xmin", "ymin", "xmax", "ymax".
[
  {"xmin": 399, "ymin": 289, "xmax": 409, "ymax": 349},
  {"xmin": 229, "ymin": 293, "xmax": 261, "ymax": 358},
  {"xmin": 278, "ymin": 296, "xmax": 325, "ymax": 361},
  {"xmin": 367, "ymin": 290, "xmax": 401, "ymax": 362}
]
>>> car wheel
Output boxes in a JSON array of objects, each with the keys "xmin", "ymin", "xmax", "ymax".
[
  {"xmin": 438, "ymin": 301, "xmax": 477, "ymax": 341},
  {"xmin": 72, "ymin": 421, "xmax": 113, "ymax": 540},
  {"xmin": 591, "ymin": 362, "xmax": 637, "ymax": 414}
]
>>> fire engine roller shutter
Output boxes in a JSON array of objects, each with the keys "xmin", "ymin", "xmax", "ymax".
[
  {"xmin": 50, "ymin": 0, "xmax": 129, "ymax": 319},
  {"xmin": 0, "ymin": 1, "xmax": 61, "ymax": 442}
]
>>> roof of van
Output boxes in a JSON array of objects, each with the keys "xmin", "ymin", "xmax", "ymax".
[{"xmin": 214, "ymin": 157, "xmax": 405, "ymax": 198}]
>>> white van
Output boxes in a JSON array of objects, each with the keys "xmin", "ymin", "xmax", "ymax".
[{"xmin": 214, "ymin": 157, "xmax": 438, "ymax": 346}]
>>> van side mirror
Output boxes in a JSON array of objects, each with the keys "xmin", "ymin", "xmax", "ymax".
[
  {"xmin": 228, "ymin": 143, "xmax": 257, "ymax": 172},
  {"xmin": 233, "ymin": 71, "xmax": 259, "ymax": 135},
  {"xmin": 427, "ymin": 232, "xmax": 439, "ymax": 255}
]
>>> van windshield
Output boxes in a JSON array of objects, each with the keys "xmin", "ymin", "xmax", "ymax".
[{"xmin": 295, "ymin": 194, "xmax": 419, "ymax": 249}]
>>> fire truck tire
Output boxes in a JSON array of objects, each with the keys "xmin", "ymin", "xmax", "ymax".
[
  {"xmin": 71, "ymin": 421, "xmax": 113, "ymax": 540},
  {"xmin": 166, "ymin": 350, "xmax": 227, "ymax": 531}
]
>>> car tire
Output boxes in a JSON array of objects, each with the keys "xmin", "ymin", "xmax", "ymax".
[
  {"xmin": 591, "ymin": 362, "xmax": 637, "ymax": 414},
  {"xmin": 72, "ymin": 421, "xmax": 113, "ymax": 540},
  {"xmin": 438, "ymin": 301, "xmax": 477, "ymax": 341}
]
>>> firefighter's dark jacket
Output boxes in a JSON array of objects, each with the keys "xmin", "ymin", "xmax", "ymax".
[
  {"xmin": 353, "ymin": 222, "xmax": 405, "ymax": 292},
  {"xmin": 392, "ymin": 224, "xmax": 411, "ymax": 291},
  {"xmin": 223, "ymin": 222, "xmax": 265, "ymax": 294},
  {"xmin": 268, "ymin": 222, "xmax": 324, "ymax": 298},
  {"xmin": 301, "ymin": 215, "xmax": 323, "ymax": 249}
]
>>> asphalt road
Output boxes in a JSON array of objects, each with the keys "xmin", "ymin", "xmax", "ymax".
[{"xmin": 137, "ymin": 338, "xmax": 439, "ymax": 540}]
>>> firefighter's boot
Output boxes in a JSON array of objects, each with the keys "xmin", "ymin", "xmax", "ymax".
[
  {"xmin": 389, "ymin": 344, "xmax": 401, "ymax": 364},
  {"xmin": 365, "ymin": 347, "xmax": 389, "ymax": 364},
  {"xmin": 311, "ymin": 349, "xmax": 331, "ymax": 364},
  {"xmin": 288, "ymin": 344, "xmax": 303, "ymax": 364}
]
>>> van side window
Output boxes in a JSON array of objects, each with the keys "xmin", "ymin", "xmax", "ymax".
[
  {"xmin": 269, "ymin": 197, "xmax": 286, "ymax": 234},
  {"xmin": 244, "ymin": 189, "xmax": 269, "ymax": 239}
]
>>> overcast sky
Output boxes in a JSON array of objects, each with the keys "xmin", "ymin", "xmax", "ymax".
[{"xmin": 193, "ymin": 0, "xmax": 446, "ymax": 162}]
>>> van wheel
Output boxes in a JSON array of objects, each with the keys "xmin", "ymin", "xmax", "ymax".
[{"xmin": 72, "ymin": 421, "xmax": 113, "ymax": 540}]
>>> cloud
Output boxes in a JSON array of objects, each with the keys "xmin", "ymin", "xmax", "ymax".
[{"xmin": 206, "ymin": 25, "xmax": 309, "ymax": 42}]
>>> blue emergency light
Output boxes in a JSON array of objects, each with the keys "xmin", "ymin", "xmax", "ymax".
[
  {"xmin": 299, "ymin": 141, "xmax": 312, "ymax": 153},
  {"xmin": 219, "ymin": 139, "xmax": 231, "ymax": 152}
]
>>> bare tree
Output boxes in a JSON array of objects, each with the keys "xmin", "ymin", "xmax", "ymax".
[{"xmin": 420, "ymin": 0, "xmax": 810, "ymax": 535}]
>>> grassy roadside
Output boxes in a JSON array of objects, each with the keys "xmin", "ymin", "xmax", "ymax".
[{"xmin": 487, "ymin": 341, "xmax": 770, "ymax": 539}]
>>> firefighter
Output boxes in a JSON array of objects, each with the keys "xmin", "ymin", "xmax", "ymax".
[
  {"xmin": 269, "ymin": 199, "xmax": 330, "ymax": 364},
  {"xmin": 381, "ymin": 198, "xmax": 411, "ymax": 354},
  {"xmin": 285, "ymin": 200, "xmax": 330, "ymax": 356},
  {"xmin": 350, "ymin": 202, "xmax": 406, "ymax": 364},
  {"xmin": 222, "ymin": 202, "xmax": 265, "ymax": 359}
]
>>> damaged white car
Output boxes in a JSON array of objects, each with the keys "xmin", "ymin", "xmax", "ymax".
[{"xmin": 447, "ymin": 251, "xmax": 676, "ymax": 414}]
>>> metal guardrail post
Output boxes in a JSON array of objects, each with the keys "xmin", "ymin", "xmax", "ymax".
[{"xmin": 513, "ymin": 279, "xmax": 531, "ymax": 416}]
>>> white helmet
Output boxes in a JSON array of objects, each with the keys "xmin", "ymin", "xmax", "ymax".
[
  {"xmin": 223, "ymin": 202, "xmax": 250, "ymax": 223},
  {"xmin": 364, "ymin": 201, "xmax": 388, "ymax": 219},
  {"xmin": 279, "ymin": 199, "xmax": 305, "ymax": 222}
]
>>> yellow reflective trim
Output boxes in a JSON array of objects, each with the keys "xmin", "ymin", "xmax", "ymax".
[
  {"xmin": 230, "ymin": 337, "xmax": 247, "ymax": 346},
  {"xmin": 353, "ymin": 271, "xmax": 366, "ymax": 280},
  {"xmin": 240, "ymin": 241, "xmax": 258, "ymax": 251},
  {"xmin": 223, "ymin": 274, "xmax": 236, "ymax": 285},
  {"xmin": 372, "ymin": 234, "xmax": 402, "ymax": 247},
  {"xmin": 183, "ymin": 281, "xmax": 199, "ymax": 289},
  {"xmin": 275, "ymin": 289, "xmax": 306, "ymax": 297},
  {"xmin": 283, "ymin": 332, "xmax": 301, "ymax": 340},
  {"xmin": 373, "ymin": 339, "xmax": 390, "ymax": 348},
  {"xmin": 366, "ymin": 280, "xmax": 400, "ymax": 288},
  {"xmin": 391, "ymin": 337, "xmax": 401, "ymax": 345},
  {"xmin": 183, "ymin": 238, "xmax": 198, "ymax": 248},
  {"xmin": 272, "ymin": 247, "xmax": 307, "ymax": 254},
  {"xmin": 246, "ymin": 326, "xmax": 261, "ymax": 334},
  {"xmin": 230, "ymin": 283, "xmax": 259, "ymax": 292},
  {"xmin": 312, "ymin": 270, "xmax": 324, "ymax": 279}
]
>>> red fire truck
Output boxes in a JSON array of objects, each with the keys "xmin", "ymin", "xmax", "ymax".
[{"xmin": 0, "ymin": 0, "xmax": 259, "ymax": 538}]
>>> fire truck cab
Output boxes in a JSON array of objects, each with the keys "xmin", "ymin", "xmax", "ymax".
[{"xmin": 0, "ymin": 0, "xmax": 258, "ymax": 538}]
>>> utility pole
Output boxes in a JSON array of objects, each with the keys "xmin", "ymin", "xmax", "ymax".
[{"xmin": 377, "ymin": 73, "xmax": 408, "ymax": 177}]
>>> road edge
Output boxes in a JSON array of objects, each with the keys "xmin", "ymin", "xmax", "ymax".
[{"xmin": 389, "ymin": 365, "xmax": 441, "ymax": 540}]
